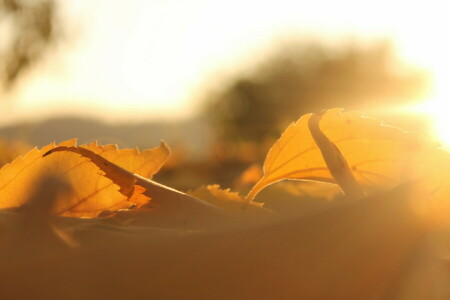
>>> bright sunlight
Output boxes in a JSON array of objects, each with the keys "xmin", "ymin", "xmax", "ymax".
[
  {"xmin": 410, "ymin": 59, "xmax": 450, "ymax": 149},
  {"xmin": 419, "ymin": 95, "xmax": 450, "ymax": 150}
]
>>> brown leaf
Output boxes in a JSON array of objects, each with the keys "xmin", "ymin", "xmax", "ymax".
[{"xmin": 188, "ymin": 184, "xmax": 269, "ymax": 216}]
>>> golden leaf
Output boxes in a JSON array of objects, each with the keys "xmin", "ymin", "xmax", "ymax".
[
  {"xmin": 44, "ymin": 146, "xmax": 150, "ymax": 208},
  {"xmin": 0, "ymin": 139, "xmax": 170, "ymax": 217},
  {"xmin": 43, "ymin": 142, "xmax": 232, "ymax": 225},
  {"xmin": 75, "ymin": 141, "xmax": 170, "ymax": 209},
  {"xmin": 247, "ymin": 108, "xmax": 446, "ymax": 203},
  {"xmin": 43, "ymin": 141, "xmax": 170, "ymax": 208},
  {"xmin": 188, "ymin": 185, "xmax": 266, "ymax": 216},
  {"xmin": 0, "ymin": 139, "xmax": 129, "ymax": 217},
  {"xmin": 80, "ymin": 141, "xmax": 170, "ymax": 179}
]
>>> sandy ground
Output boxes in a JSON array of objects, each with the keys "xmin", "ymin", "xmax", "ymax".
[{"xmin": 1, "ymin": 183, "xmax": 449, "ymax": 299}]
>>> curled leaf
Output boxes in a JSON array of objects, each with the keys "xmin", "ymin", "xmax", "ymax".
[
  {"xmin": 246, "ymin": 108, "xmax": 445, "ymax": 203},
  {"xmin": 44, "ymin": 141, "xmax": 170, "ymax": 210},
  {"xmin": 80, "ymin": 141, "xmax": 170, "ymax": 179},
  {"xmin": 188, "ymin": 185, "xmax": 268, "ymax": 216},
  {"xmin": 45, "ymin": 143, "xmax": 228, "ymax": 221},
  {"xmin": 0, "ymin": 139, "xmax": 172, "ymax": 217},
  {"xmin": 246, "ymin": 112, "xmax": 329, "ymax": 203},
  {"xmin": 308, "ymin": 111, "xmax": 365, "ymax": 199},
  {"xmin": 0, "ymin": 139, "xmax": 129, "ymax": 217}
]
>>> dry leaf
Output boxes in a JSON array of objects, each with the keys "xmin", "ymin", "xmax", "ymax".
[
  {"xmin": 45, "ymin": 141, "xmax": 170, "ymax": 209},
  {"xmin": 308, "ymin": 111, "xmax": 365, "ymax": 198},
  {"xmin": 44, "ymin": 146, "xmax": 148, "ymax": 208},
  {"xmin": 0, "ymin": 139, "xmax": 129, "ymax": 217},
  {"xmin": 188, "ymin": 185, "xmax": 267, "ymax": 216},
  {"xmin": 245, "ymin": 111, "xmax": 328, "ymax": 203},
  {"xmin": 246, "ymin": 108, "xmax": 447, "ymax": 204},
  {"xmin": 0, "ymin": 140, "xmax": 172, "ymax": 217},
  {"xmin": 109, "ymin": 181, "xmax": 236, "ymax": 230},
  {"xmin": 80, "ymin": 141, "xmax": 170, "ymax": 179},
  {"xmin": 44, "ymin": 144, "xmax": 231, "ymax": 225}
]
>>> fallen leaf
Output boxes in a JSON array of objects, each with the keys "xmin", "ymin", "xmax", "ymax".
[
  {"xmin": 0, "ymin": 139, "xmax": 172, "ymax": 217},
  {"xmin": 44, "ymin": 141, "xmax": 170, "ymax": 209},
  {"xmin": 246, "ymin": 108, "xmax": 446, "ymax": 204},
  {"xmin": 44, "ymin": 144, "xmax": 231, "ymax": 225},
  {"xmin": 111, "ymin": 181, "xmax": 237, "ymax": 230},
  {"xmin": 188, "ymin": 184, "xmax": 268, "ymax": 216},
  {"xmin": 80, "ymin": 141, "xmax": 170, "ymax": 179},
  {"xmin": 0, "ymin": 139, "xmax": 129, "ymax": 217},
  {"xmin": 44, "ymin": 146, "xmax": 148, "ymax": 208},
  {"xmin": 308, "ymin": 111, "xmax": 365, "ymax": 198}
]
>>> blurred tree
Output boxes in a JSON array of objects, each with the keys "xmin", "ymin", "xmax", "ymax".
[
  {"xmin": 0, "ymin": 0, "xmax": 60, "ymax": 92},
  {"xmin": 203, "ymin": 41, "xmax": 430, "ymax": 145}
]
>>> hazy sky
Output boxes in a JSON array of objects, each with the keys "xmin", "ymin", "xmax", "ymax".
[{"xmin": 1, "ymin": 0, "xmax": 449, "ymax": 130}]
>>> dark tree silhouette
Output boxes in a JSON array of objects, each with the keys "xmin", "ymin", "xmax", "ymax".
[
  {"xmin": 0, "ymin": 0, "xmax": 60, "ymax": 92},
  {"xmin": 204, "ymin": 41, "xmax": 430, "ymax": 143}
]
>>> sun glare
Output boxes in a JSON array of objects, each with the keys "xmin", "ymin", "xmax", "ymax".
[
  {"xmin": 395, "ymin": 9, "xmax": 450, "ymax": 151},
  {"xmin": 425, "ymin": 97, "xmax": 450, "ymax": 150},
  {"xmin": 416, "ymin": 54, "xmax": 450, "ymax": 150},
  {"xmin": 412, "ymin": 92, "xmax": 450, "ymax": 150}
]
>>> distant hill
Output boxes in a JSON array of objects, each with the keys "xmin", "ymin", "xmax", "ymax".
[{"xmin": 0, "ymin": 116, "xmax": 213, "ymax": 159}]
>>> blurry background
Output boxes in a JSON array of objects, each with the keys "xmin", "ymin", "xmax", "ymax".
[{"xmin": 0, "ymin": 0, "xmax": 448, "ymax": 190}]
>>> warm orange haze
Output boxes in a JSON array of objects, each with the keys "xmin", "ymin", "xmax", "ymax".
[
  {"xmin": 1, "ymin": 1, "xmax": 450, "ymax": 299},
  {"xmin": 0, "ymin": 0, "xmax": 449, "ymax": 148}
]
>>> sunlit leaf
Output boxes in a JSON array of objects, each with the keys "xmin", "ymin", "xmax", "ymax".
[
  {"xmin": 44, "ymin": 143, "xmax": 226, "ymax": 222},
  {"xmin": 81, "ymin": 141, "xmax": 170, "ymax": 179},
  {"xmin": 0, "ymin": 139, "xmax": 171, "ymax": 217},
  {"xmin": 188, "ymin": 184, "xmax": 267, "ymax": 216},
  {"xmin": 0, "ymin": 139, "xmax": 129, "ymax": 217},
  {"xmin": 247, "ymin": 108, "xmax": 445, "ymax": 203},
  {"xmin": 44, "ymin": 146, "xmax": 150, "ymax": 208}
]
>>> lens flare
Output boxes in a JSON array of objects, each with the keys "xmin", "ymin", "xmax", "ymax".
[
  {"xmin": 413, "ymin": 96, "xmax": 450, "ymax": 150},
  {"xmin": 430, "ymin": 99, "xmax": 450, "ymax": 150}
]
